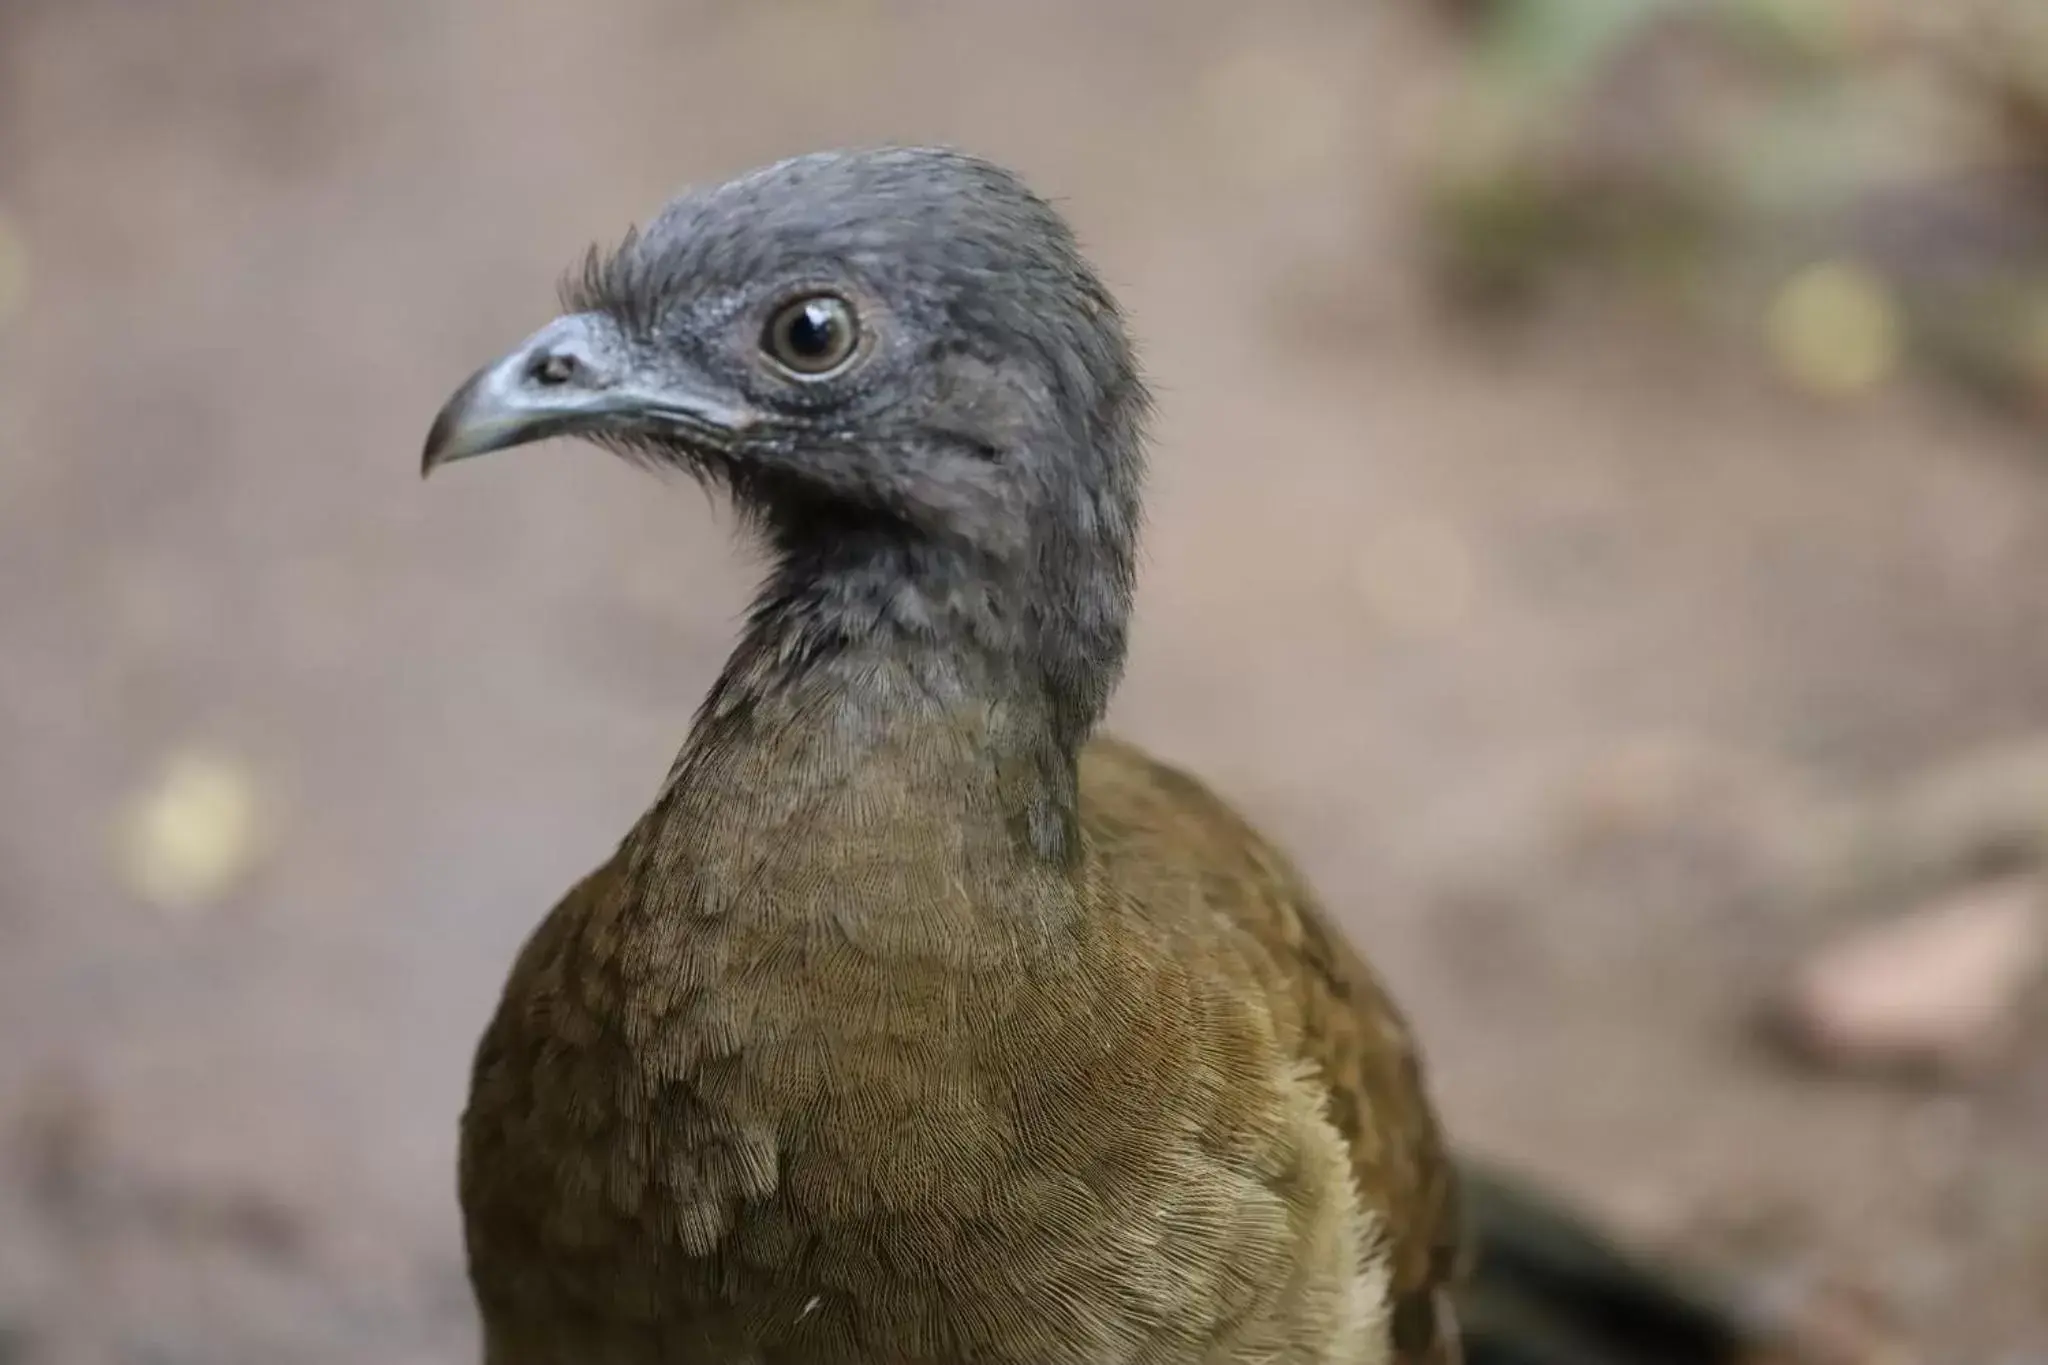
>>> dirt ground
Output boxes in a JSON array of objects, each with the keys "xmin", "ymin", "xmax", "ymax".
[{"xmin": 2, "ymin": 1, "xmax": 2045, "ymax": 1361}]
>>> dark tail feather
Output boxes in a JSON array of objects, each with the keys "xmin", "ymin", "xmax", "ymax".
[{"xmin": 1454, "ymin": 1159, "xmax": 1759, "ymax": 1365}]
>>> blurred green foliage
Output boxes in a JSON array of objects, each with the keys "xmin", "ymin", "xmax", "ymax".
[{"xmin": 1428, "ymin": 0, "xmax": 2048, "ymax": 411}]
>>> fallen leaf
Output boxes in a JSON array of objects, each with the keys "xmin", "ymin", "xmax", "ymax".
[
  {"xmin": 115, "ymin": 750, "xmax": 264, "ymax": 915},
  {"xmin": 1766, "ymin": 260, "xmax": 1902, "ymax": 398}
]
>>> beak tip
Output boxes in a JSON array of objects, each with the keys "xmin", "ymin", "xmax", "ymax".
[{"xmin": 420, "ymin": 401, "xmax": 468, "ymax": 479}]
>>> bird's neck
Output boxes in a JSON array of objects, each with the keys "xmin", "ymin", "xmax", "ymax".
[{"xmin": 623, "ymin": 527, "xmax": 1129, "ymax": 925}]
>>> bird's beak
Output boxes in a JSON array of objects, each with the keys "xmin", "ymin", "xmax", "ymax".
[{"xmin": 421, "ymin": 313, "xmax": 749, "ymax": 476}]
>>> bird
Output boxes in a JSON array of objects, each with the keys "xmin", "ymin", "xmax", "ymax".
[
  {"xmin": 424, "ymin": 144, "xmax": 1459, "ymax": 1365},
  {"xmin": 421, "ymin": 146, "xmax": 1780, "ymax": 1365}
]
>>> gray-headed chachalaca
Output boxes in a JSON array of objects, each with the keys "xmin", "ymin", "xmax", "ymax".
[{"xmin": 423, "ymin": 147, "xmax": 1771, "ymax": 1365}]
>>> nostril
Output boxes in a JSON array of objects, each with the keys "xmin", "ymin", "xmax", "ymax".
[{"xmin": 529, "ymin": 350, "xmax": 582, "ymax": 386}]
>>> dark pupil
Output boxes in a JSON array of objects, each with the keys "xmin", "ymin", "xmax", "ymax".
[{"xmin": 784, "ymin": 302, "xmax": 840, "ymax": 360}]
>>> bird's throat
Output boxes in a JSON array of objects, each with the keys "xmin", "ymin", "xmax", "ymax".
[{"xmin": 619, "ymin": 536, "xmax": 1096, "ymax": 955}]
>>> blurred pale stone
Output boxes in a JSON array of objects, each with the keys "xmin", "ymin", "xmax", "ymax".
[{"xmin": 1773, "ymin": 871, "xmax": 2047, "ymax": 1079}]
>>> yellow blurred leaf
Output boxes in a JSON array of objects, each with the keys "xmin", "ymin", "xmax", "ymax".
[
  {"xmin": 1766, "ymin": 259, "xmax": 1901, "ymax": 397},
  {"xmin": 115, "ymin": 751, "xmax": 264, "ymax": 915}
]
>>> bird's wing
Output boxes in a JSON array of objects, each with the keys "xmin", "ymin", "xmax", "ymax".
[{"xmin": 1078, "ymin": 736, "xmax": 1465, "ymax": 1364}]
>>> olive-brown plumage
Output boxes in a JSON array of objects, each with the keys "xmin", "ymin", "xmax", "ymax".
[{"xmin": 428, "ymin": 146, "xmax": 1460, "ymax": 1365}]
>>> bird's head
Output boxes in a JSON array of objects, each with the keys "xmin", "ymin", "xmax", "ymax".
[{"xmin": 423, "ymin": 147, "xmax": 1148, "ymax": 568}]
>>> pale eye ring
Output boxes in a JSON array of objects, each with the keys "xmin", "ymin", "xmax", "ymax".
[{"xmin": 762, "ymin": 294, "xmax": 860, "ymax": 377}]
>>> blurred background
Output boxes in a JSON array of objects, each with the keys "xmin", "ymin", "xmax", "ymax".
[{"xmin": 3, "ymin": 0, "xmax": 2046, "ymax": 1360}]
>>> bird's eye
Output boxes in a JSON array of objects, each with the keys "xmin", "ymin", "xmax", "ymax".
[{"xmin": 763, "ymin": 294, "xmax": 860, "ymax": 377}]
